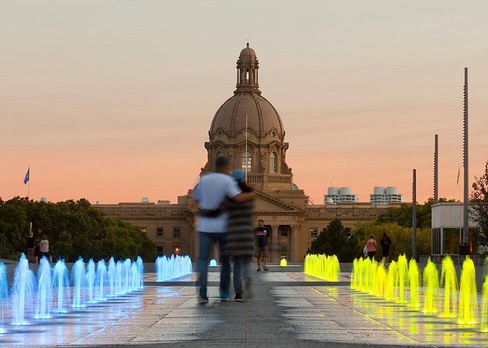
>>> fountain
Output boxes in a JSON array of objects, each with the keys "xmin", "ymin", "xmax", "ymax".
[
  {"xmin": 385, "ymin": 261, "xmax": 397, "ymax": 301},
  {"xmin": 397, "ymin": 255, "xmax": 409, "ymax": 304},
  {"xmin": 439, "ymin": 256, "xmax": 457, "ymax": 318},
  {"xmin": 108, "ymin": 257, "xmax": 116, "ymax": 297},
  {"xmin": 11, "ymin": 254, "xmax": 36, "ymax": 325},
  {"xmin": 209, "ymin": 259, "xmax": 218, "ymax": 267},
  {"xmin": 137, "ymin": 256, "xmax": 144, "ymax": 288},
  {"xmin": 86, "ymin": 259, "xmax": 96, "ymax": 303},
  {"xmin": 374, "ymin": 262, "xmax": 387, "ymax": 297},
  {"xmin": 96, "ymin": 260, "xmax": 107, "ymax": 301},
  {"xmin": 71, "ymin": 257, "xmax": 87, "ymax": 308},
  {"xmin": 458, "ymin": 256, "xmax": 477, "ymax": 325},
  {"xmin": 408, "ymin": 259, "xmax": 420, "ymax": 308},
  {"xmin": 53, "ymin": 259, "xmax": 70, "ymax": 313},
  {"xmin": 124, "ymin": 259, "xmax": 131, "ymax": 293},
  {"xmin": 304, "ymin": 254, "xmax": 340, "ymax": 282},
  {"xmin": 35, "ymin": 257, "xmax": 52, "ymax": 318},
  {"xmin": 481, "ymin": 275, "xmax": 488, "ymax": 332},
  {"xmin": 131, "ymin": 262, "xmax": 139, "ymax": 291},
  {"xmin": 422, "ymin": 259, "xmax": 439, "ymax": 314},
  {"xmin": 116, "ymin": 260, "xmax": 123, "ymax": 294},
  {"xmin": 0, "ymin": 261, "xmax": 7, "ymax": 333}
]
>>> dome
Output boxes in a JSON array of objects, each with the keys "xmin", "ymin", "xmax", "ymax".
[
  {"xmin": 239, "ymin": 43, "xmax": 256, "ymax": 60},
  {"xmin": 210, "ymin": 92, "xmax": 284, "ymax": 139}
]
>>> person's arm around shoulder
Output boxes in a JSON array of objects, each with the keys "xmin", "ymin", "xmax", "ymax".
[{"xmin": 232, "ymin": 191, "xmax": 254, "ymax": 202}]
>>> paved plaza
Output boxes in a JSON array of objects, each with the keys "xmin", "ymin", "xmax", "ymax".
[{"xmin": 1, "ymin": 264, "xmax": 488, "ymax": 347}]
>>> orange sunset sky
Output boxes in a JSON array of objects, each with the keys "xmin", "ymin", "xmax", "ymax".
[{"xmin": 2, "ymin": 1, "xmax": 488, "ymax": 205}]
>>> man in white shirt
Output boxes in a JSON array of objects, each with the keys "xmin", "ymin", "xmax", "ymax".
[{"xmin": 193, "ymin": 156, "xmax": 254, "ymax": 303}]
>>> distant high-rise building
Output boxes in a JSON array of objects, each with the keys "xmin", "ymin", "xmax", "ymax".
[
  {"xmin": 324, "ymin": 187, "xmax": 359, "ymax": 204},
  {"xmin": 370, "ymin": 187, "xmax": 405, "ymax": 205}
]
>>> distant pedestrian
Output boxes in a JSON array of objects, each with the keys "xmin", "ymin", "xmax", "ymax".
[
  {"xmin": 255, "ymin": 219, "xmax": 270, "ymax": 271},
  {"xmin": 367, "ymin": 235, "xmax": 376, "ymax": 260},
  {"xmin": 193, "ymin": 156, "xmax": 254, "ymax": 304},
  {"xmin": 225, "ymin": 170, "xmax": 255, "ymax": 302},
  {"xmin": 27, "ymin": 232, "xmax": 35, "ymax": 263},
  {"xmin": 39, "ymin": 234, "xmax": 49, "ymax": 262},
  {"xmin": 34, "ymin": 241, "xmax": 41, "ymax": 264},
  {"xmin": 380, "ymin": 233, "xmax": 392, "ymax": 263}
]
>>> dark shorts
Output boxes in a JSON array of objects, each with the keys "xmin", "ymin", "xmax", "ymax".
[
  {"xmin": 257, "ymin": 246, "xmax": 268, "ymax": 259},
  {"xmin": 382, "ymin": 248, "xmax": 390, "ymax": 257},
  {"xmin": 367, "ymin": 251, "xmax": 375, "ymax": 259}
]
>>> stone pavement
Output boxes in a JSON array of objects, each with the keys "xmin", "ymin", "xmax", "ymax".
[{"xmin": 1, "ymin": 264, "xmax": 488, "ymax": 347}]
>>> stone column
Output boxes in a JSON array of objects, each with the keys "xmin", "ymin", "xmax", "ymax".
[{"xmin": 271, "ymin": 225, "xmax": 279, "ymax": 263}]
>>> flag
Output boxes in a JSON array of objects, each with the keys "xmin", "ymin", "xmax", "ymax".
[
  {"xmin": 456, "ymin": 167, "xmax": 460, "ymax": 185},
  {"xmin": 24, "ymin": 167, "xmax": 30, "ymax": 185}
]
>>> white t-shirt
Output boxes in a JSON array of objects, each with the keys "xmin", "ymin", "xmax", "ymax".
[{"xmin": 194, "ymin": 172, "xmax": 241, "ymax": 233}]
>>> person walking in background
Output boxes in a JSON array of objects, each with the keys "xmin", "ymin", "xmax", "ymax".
[
  {"xmin": 193, "ymin": 156, "xmax": 254, "ymax": 304},
  {"xmin": 255, "ymin": 219, "xmax": 270, "ymax": 271},
  {"xmin": 380, "ymin": 233, "xmax": 392, "ymax": 263},
  {"xmin": 225, "ymin": 170, "xmax": 255, "ymax": 302},
  {"xmin": 39, "ymin": 234, "xmax": 49, "ymax": 262},
  {"xmin": 367, "ymin": 235, "xmax": 376, "ymax": 260},
  {"xmin": 27, "ymin": 232, "xmax": 35, "ymax": 263}
]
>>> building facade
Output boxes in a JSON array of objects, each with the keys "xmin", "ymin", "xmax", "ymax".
[
  {"xmin": 324, "ymin": 187, "xmax": 359, "ymax": 204},
  {"xmin": 370, "ymin": 187, "xmax": 405, "ymax": 205},
  {"xmin": 95, "ymin": 44, "xmax": 399, "ymax": 262}
]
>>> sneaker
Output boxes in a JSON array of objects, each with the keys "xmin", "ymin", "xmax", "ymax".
[
  {"xmin": 234, "ymin": 293, "xmax": 243, "ymax": 302},
  {"xmin": 220, "ymin": 292, "xmax": 230, "ymax": 301},
  {"xmin": 257, "ymin": 268, "xmax": 261, "ymax": 271},
  {"xmin": 197, "ymin": 295, "xmax": 209, "ymax": 304}
]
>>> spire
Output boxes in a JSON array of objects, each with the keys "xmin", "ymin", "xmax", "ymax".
[{"xmin": 235, "ymin": 43, "xmax": 261, "ymax": 95}]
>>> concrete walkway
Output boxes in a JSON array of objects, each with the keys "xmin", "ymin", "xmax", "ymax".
[{"xmin": 1, "ymin": 264, "xmax": 488, "ymax": 347}]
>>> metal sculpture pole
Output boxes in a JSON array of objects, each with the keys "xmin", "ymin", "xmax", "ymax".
[
  {"xmin": 461, "ymin": 67, "xmax": 470, "ymax": 255},
  {"xmin": 434, "ymin": 134, "xmax": 438, "ymax": 204},
  {"xmin": 412, "ymin": 169, "xmax": 417, "ymax": 260}
]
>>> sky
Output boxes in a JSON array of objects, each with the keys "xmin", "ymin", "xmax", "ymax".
[{"xmin": 2, "ymin": 1, "xmax": 487, "ymax": 205}]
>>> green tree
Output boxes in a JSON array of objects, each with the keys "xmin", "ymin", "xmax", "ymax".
[
  {"xmin": 353, "ymin": 221, "xmax": 431, "ymax": 260},
  {"xmin": 471, "ymin": 161, "xmax": 488, "ymax": 250},
  {"xmin": 308, "ymin": 219, "xmax": 360, "ymax": 262},
  {"xmin": 0, "ymin": 197, "xmax": 156, "ymax": 262},
  {"xmin": 376, "ymin": 198, "xmax": 456, "ymax": 229}
]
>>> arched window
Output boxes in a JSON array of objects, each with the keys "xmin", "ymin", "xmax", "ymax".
[
  {"xmin": 241, "ymin": 152, "xmax": 252, "ymax": 172},
  {"xmin": 216, "ymin": 151, "xmax": 223, "ymax": 158},
  {"xmin": 270, "ymin": 152, "xmax": 278, "ymax": 173}
]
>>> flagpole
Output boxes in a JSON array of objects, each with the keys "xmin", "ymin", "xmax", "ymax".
[{"xmin": 28, "ymin": 165, "xmax": 30, "ymax": 200}]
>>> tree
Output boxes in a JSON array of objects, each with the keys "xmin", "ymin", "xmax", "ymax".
[
  {"xmin": 308, "ymin": 219, "xmax": 360, "ymax": 262},
  {"xmin": 471, "ymin": 161, "xmax": 488, "ymax": 250},
  {"xmin": 0, "ymin": 197, "xmax": 157, "ymax": 262},
  {"xmin": 376, "ymin": 198, "xmax": 456, "ymax": 229},
  {"xmin": 353, "ymin": 221, "xmax": 431, "ymax": 260}
]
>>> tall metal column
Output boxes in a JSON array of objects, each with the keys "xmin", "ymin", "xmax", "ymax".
[
  {"xmin": 412, "ymin": 169, "xmax": 417, "ymax": 260},
  {"xmin": 434, "ymin": 134, "xmax": 438, "ymax": 204},
  {"xmin": 460, "ymin": 67, "xmax": 470, "ymax": 255}
]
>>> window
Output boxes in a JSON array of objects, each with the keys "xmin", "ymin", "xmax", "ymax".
[
  {"xmin": 241, "ymin": 152, "xmax": 252, "ymax": 172},
  {"xmin": 157, "ymin": 246, "xmax": 164, "ymax": 257},
  {"xmin": 173, "ymin": 227, "xmax": 181, "ymax": 238},
  {"xmin": 270, "ymin": 152, "xmax": 277, "ymax": 173},
  {"xmin": 310, "ymin": 228, "xmax": 318, "ymax": 238},
  {"xmin": 246, "ymin": 70, "xmax": 250, "ymax": 83},
  {"xmin": 157, "ymin": 227, "xmax": 163, "ymax": 238},
  {"xmin": 216, "ymin": 150, "xmax": 223, "ymax": 157},
  {"xmin": 280, "ymin": 227, "xmax": 288, "ymax": 237}
]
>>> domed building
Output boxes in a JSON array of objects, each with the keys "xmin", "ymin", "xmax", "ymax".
[
  {"xmin": 96, "ymin": 44, "xmax": 397, "ymax": 262},
  {"xmin": 203, "ymin": 43, "xmax": 291, "ymax": 192}
]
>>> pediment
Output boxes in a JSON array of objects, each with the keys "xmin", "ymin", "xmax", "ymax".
[{"xmin": 253, "ymin": 191, "xmax": 301, "ymax": 214}]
